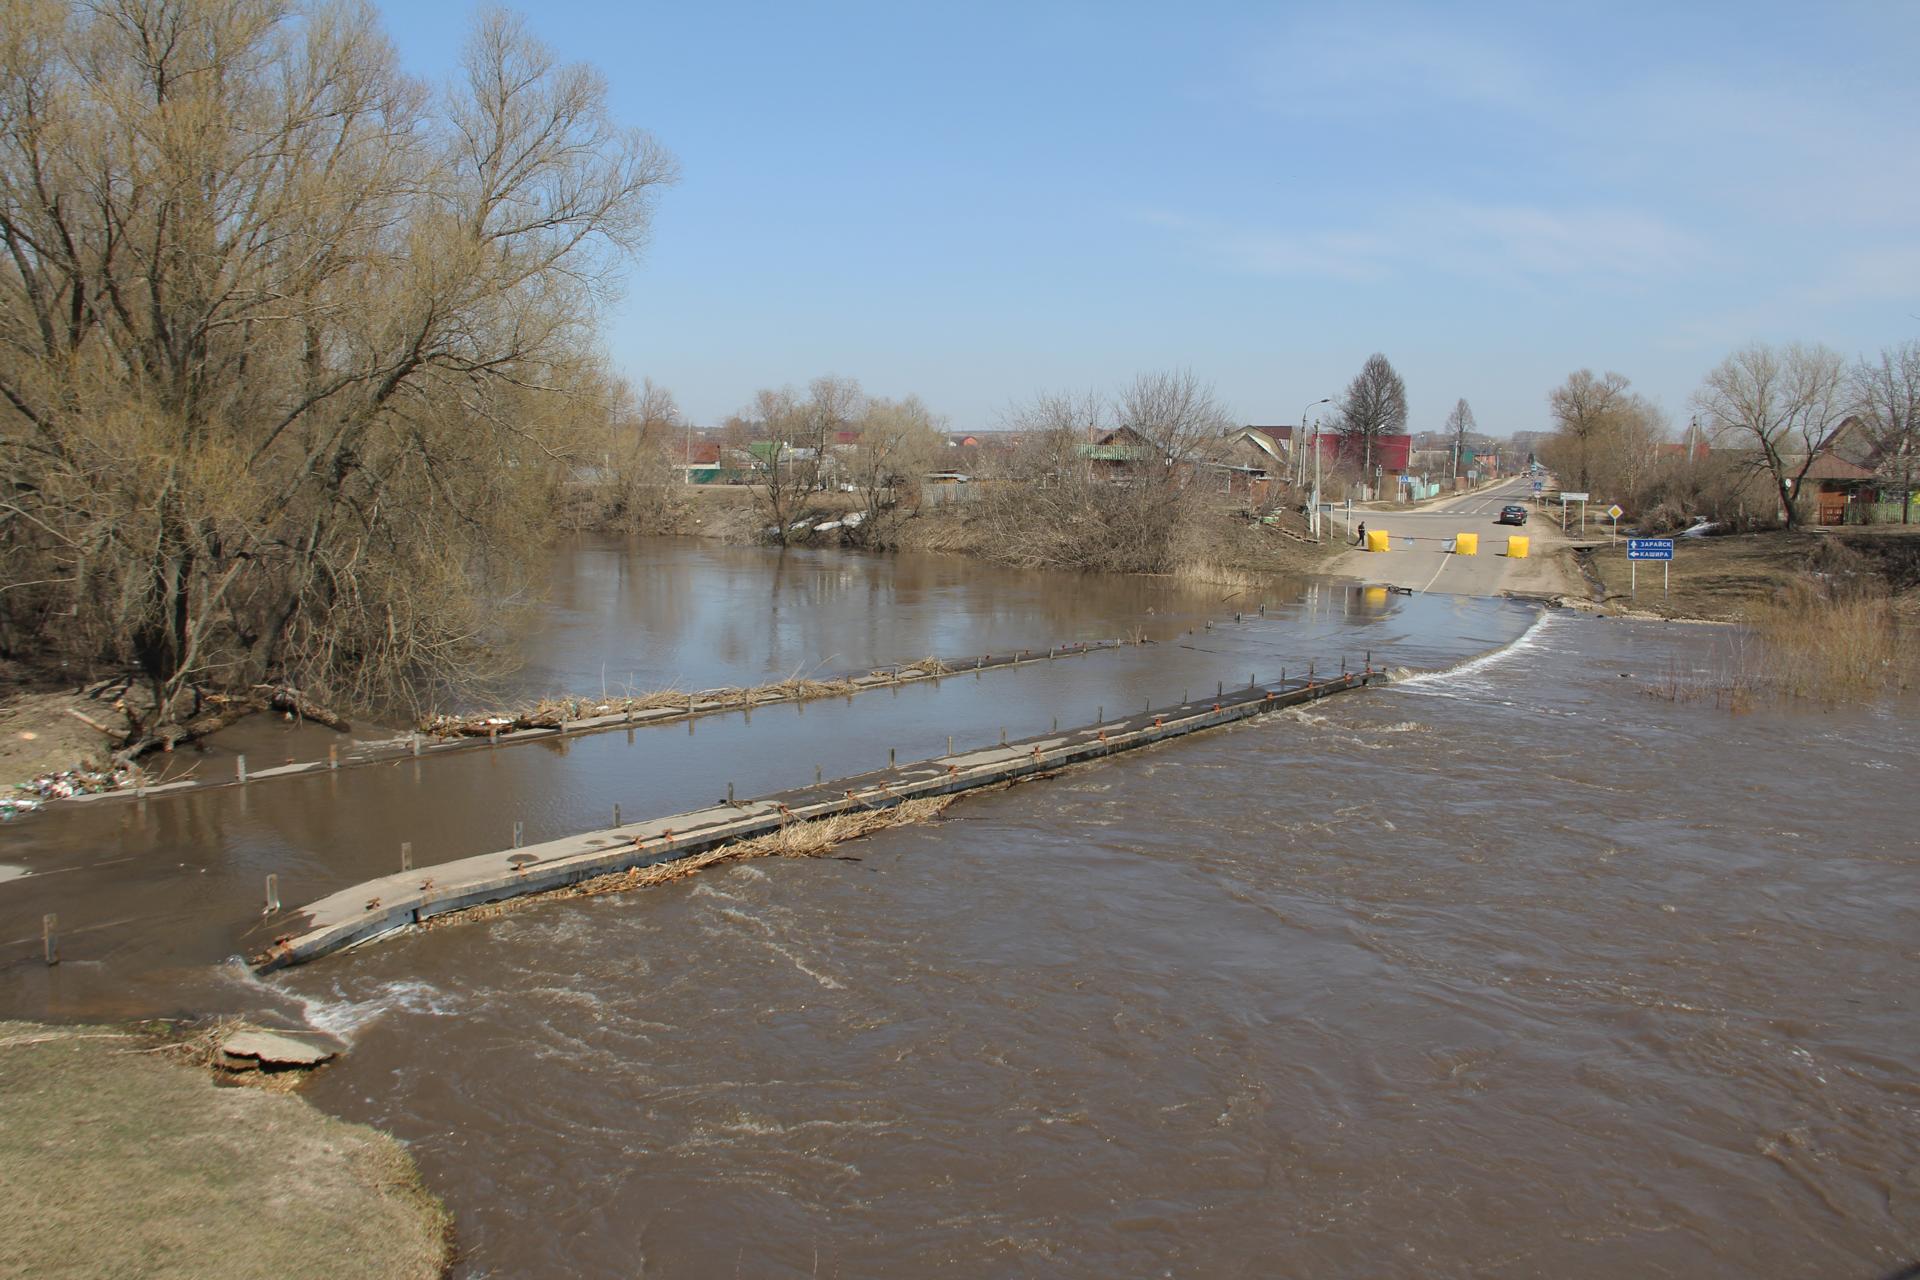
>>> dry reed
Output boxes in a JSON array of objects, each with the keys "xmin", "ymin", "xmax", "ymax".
[
  {"xmin": 1749, "ymin": 590, "xmax": 1914, "ymax": 700},
  {"xmin": 424, "ymin": 795, "xmax": 956, "ymax": 928},
  {"xmin": 1644, "ymin": 585, "xmax": 1914, "ymax": 709}
]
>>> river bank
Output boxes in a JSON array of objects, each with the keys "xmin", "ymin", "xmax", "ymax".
[
  {"xmin": 1578, "ymin": 524, "xmax": 1920, "ymax": 621},
  {"xmin": 0, "ymin": 1021, "xmax": 450, "ymax": 1279}
]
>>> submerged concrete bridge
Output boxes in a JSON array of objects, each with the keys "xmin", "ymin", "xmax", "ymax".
[{"xmin": 252, "ymin": 665, "xmax": 1384, "ymax": 972}]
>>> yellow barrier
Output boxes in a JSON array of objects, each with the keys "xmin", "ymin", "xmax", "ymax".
[
  {"xmin": 1453, "ymin": 532, "xmax": 1478, "ymax": 556},
  {"xmin": 1365, "ymin": 529, "xmax": 1391, "ymax": 553},
  {"xmin": 1507, "ymin": 535, "xmax": 1529, "ymax": 559}
]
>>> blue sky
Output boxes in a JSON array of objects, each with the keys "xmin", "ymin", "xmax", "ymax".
[{"xmin": 378, "ymin": 1, "xmax": 1920, "ymax": 436}]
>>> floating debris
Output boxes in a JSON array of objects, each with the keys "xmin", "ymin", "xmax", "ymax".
[{"xmin": 7, "ymin": 765, "xmax": 132, "ymax": 815}]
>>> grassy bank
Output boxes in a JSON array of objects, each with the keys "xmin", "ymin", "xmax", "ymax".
[
  {"xmin": 0, "ymin": 1023, "xmax": 451, "ymax": 1280},
  {"xmin": 1581, "ymin": 527, "xmax": 1920, "ymax": 622}
]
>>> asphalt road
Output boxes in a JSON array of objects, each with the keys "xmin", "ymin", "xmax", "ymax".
[{"xmin": 1324, "ymin": 477, "xmax": 1580, "ymax": 598}]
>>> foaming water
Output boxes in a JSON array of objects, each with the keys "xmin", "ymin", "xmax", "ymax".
[{"xmin": 1395, "ymin": 605, "xmax": 1559, "ymax": 691}]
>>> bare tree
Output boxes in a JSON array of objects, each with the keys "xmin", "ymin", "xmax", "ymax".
[
  {"xmin": 1852, "ymin": 340, "xmax": 1920, "ymax": 524},
  {"xmin": 0, "ymin": 1, "xmax": 675, "ymax": 732},
  {"xmin": 1600, "ymin": 395, "xmax": 1670, "ymax": 511},
  {"xmin": 569, "ymin": 375, "xmax": 686, "ymax": 532},
  {"xmin": 974, "ymin": 372, "xmax": 1234, "ymax": 573},
  {"xmin": 1546, "ymin": 370, "xmax": 1631, "ymax": 492},
  {"xmin": 637, "ymin": 378, "xmax": 680, "ymax": 445},
  {"xmin": 1693, "ymin": 343, "xmax": 1849, "ymax": 529},
  {"xmin": 844, "ymin": 395, "xmax": 943, "ymax": 544},
  {"xmin": 1445, "ymin": 398, "xmax": 1477, "ymax": 480},
  {"xmin": 742, "ymin": 385, "xmax": 804, "ymax": 539},
  {"xmin": 742, "ymin": 376, "xmax": 868, "ymax": 543},
  {"xmin": 1336, "ymin": 354, "xmax": 1408, "ymax": 481}
]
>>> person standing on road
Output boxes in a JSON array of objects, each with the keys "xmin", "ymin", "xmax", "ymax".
[{"xmin": 1355, "ymin": 521, "xmax": 1367, "ymax": 547}]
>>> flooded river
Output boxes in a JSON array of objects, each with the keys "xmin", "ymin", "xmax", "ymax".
[{"xmin": 3, "ymin": 539, "xmax": 1915, "ymax": 1276}]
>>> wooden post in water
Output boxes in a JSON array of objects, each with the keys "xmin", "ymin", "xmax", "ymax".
[
  {"xmin": 513, "ymin": 821, "xmax": 524, "ymax": 848},
  {"xmin": 946, "ymin": 735, "xmax": 953, "ymax": 756},
  {"xmin": 42, "ymin": 913, "xmax": 57, "ymax": 965},
  {"xmin": 401, "ymin": 841, "xmax": 412, "ymax": 871},
  {"xmin": 889, "ymin": 747, "xmax": 896, "ymax": 769},
  {"xmin": 815, "ymin": 764, "xmax": 823, "ymax": 784},
  {"xmin": 235, "ymin": 754, "xmax": 247, "ymax": 784},
  {"xmin": 612, "ymin": 804, "xmax": 621, "ymax": 828},
  {"xmin": 411, "ymin": 733, "xmax": 421, "ymax": 756},
  {"xmin": 264, "ymin": 874, "xmax": 280, "ymax": 914},
  {"xmin": 329, "ymin": 744, "xmax": 339, "ymax": 771}
]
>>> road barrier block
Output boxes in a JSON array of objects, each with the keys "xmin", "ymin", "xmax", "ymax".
[
  {"xmin": 1365, "ymin": 529, "xmax": 1391, "ymax": 553},
  {"xmin": 1453, "ymin": 532, "xmax": 1478, "ymax": 556},
  {"xmin": 1507, "ymin": 535, "xmax": 1529, "ymax": 559}
]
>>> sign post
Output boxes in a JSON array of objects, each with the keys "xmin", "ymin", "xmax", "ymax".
[
  {"xmin": 1561, "ymin": 491, "xmax": 1590, "ymax": 534},
  {"xmin": 1606, "ymin": 503, "xmax": 1624, "ymax": 545},
  {"xmin": 1626, "ymin": 537, "xmax": 1674, "ymax": 598}
]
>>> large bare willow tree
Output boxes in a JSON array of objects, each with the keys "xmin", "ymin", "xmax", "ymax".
[{"xmin": 0, "ymin": 0, "xmax": 674, "ymax": 735}]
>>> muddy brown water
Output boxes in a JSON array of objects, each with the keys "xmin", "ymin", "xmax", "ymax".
[{"xmin": 3, "ymin": 539, "xmax": 1916, "ymax": 1277}]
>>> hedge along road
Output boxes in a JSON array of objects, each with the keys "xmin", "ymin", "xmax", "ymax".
[{"xmin": 1325, "ymin": 476, "xmax": 1584, "ymax": 598}]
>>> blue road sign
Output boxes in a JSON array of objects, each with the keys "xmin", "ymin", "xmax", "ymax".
[
  {"xmin": 1531, "ymin": 480, "xmax": 1543, "ymax": 492},
  {"xmin": 1627, "ymin": 538, "xmax": 1674, "ymax": 561}
]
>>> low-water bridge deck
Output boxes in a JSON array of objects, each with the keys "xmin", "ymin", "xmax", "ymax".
[{"xmin": 252, "ymin": 666, "xmax": 1383, "ymax": 972}]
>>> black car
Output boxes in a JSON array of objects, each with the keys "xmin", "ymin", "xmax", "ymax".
[{"xmin": 1496, "ymin": 504, "xmax": 1529, "ymax": 526}]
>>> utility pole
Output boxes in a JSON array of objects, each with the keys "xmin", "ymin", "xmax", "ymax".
[{"xmin": 1299, "ymin": 397, "xmax": 1331, "ymax": 533}]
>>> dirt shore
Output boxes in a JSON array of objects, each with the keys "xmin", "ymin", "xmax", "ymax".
[{"xmin": 0, "ymin": 1022, "xmax": 452, "ymax": 1279}]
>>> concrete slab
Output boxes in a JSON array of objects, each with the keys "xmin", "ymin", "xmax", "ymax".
[{"xmin": 218, "ymin": 1028, "xmax": 338, "ymax": 1066}]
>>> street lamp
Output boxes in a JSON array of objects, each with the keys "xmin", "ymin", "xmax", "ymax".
[{"xmin": 1300, "ymin": 397, "xmax": 1331, "ymax": 534}]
